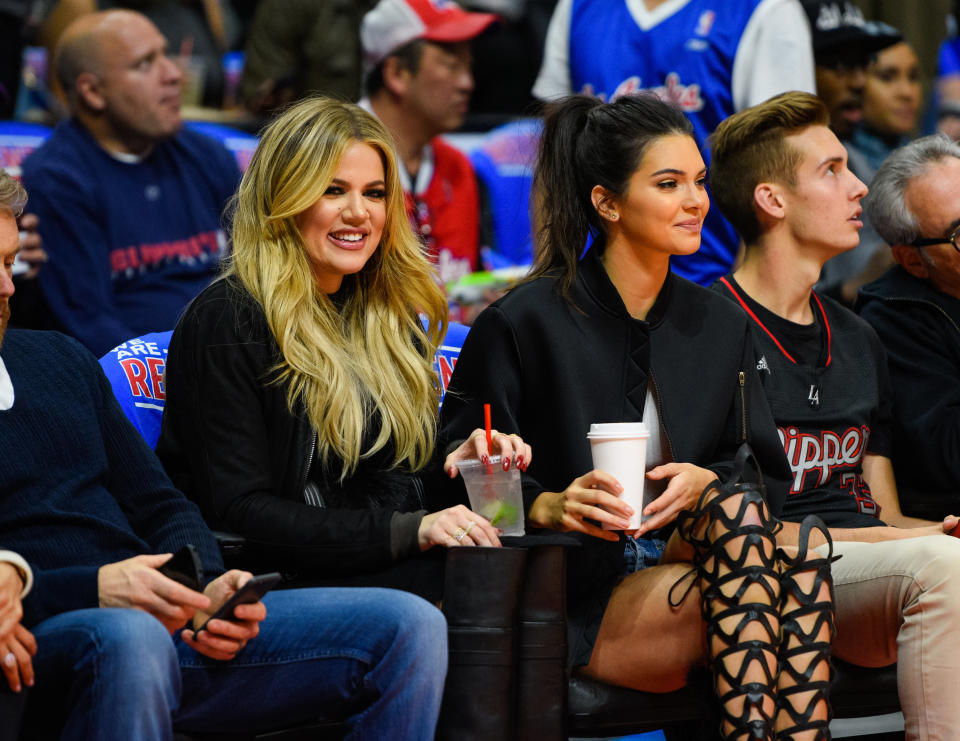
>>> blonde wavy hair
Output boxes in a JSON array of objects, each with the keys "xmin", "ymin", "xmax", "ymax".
[{"xmin": 226, "ymin": 96, "xmax": 447, "ymax": 478}]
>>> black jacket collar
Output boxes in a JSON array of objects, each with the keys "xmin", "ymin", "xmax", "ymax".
[
  {"xmin": 575, "ymin": 247, "xmax": 674, "ymax": 327},
  {"xmin": 859, "ymin": 265, "xmax": 960, "ymax": 329}
]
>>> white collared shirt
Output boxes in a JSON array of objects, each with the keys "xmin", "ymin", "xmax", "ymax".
[{"xmin": 0, "ymin": 355, "xmax": 12, "ymax": 410}]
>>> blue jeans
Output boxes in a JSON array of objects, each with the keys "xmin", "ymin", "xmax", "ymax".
[
  {"xmin": 622, "ymin": 537, "xmax": 666, "ymax": 576},
  {"xmin": 26, "ymin": 587, "xmax": 447, "ymax": 741}
]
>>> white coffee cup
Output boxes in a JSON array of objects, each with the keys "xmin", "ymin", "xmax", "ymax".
[{"xmin": 587, "ymin": 422, "xmax": 650, "ymax": 530}]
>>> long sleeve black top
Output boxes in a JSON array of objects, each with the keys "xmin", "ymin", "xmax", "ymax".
[{"xmin": 440, "ymin": 250, "xmax": 788, "ymax": 665}]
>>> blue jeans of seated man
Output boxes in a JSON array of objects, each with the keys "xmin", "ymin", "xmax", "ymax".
[{"xmin": 26, "ymin": 587, "xmax": 447, "ymax": 741}]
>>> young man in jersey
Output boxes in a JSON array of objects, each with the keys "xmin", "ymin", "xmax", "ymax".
[{"xmin": 709, "ymin": 91, "xmax": 960, "ymax": 740}]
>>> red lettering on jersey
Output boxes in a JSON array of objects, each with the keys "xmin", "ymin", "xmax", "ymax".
[
  {"xmin": 778, "ymin": 424, "xmax": 871, "ymax": 496},
  {"xmin": 840, "ymin": 472, "xmax": 881, "ymax": 517},
  {"xmin": 438, "ymin": 355, "xmax": 457, "ymax": 392},
  {"xmin": 146, "ymin": 357, "xmax": 166, "ymax": 401},
  {"xmin": 595, "ymin": 73, "xmax": 705, "ymax": 112},
  {"xmin": 120, "ymin": 358, "xmax": 151, "ymax": 398},
  {"xmin": 111, "ymin": 231, "xmax": 221, "ymax": 274}
]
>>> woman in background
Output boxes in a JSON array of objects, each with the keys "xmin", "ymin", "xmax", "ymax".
[
  {"xmin": 854, "ymin": 35, "xmax": 922, "ymax": 175},
  {"xmin": 821, "ymin": 29, "xmax": 920, "ymax": 305}
]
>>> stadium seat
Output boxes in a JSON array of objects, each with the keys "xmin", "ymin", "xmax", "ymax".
[
  {"xmin": 0, "ymin": 120, "xmax": 52, "ymax": 178},
  {"xmin": 184, "ymin": 121, "xmax": 259, "ymax": 172},
  {"xmin": 469, "ymin": 118, "xmax": 540, "ymax": 269}
]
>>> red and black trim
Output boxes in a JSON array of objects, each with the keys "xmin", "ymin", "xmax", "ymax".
[{"xmin": 717, "ymin": 276, "xmax": 832, "ymax": 368}]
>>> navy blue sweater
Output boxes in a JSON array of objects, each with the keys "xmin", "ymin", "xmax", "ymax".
[
  {"xmin": 22, "ymin": 120, "xmax": 240, "ymax": 356},
  {"xmin": 0, "ymin": 330, "xmax": 223, "ymax": 627}
]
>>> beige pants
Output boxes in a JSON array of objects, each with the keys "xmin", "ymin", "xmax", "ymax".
[{"xmin": 818, "ymin": 535, "xmax": 960, "ymax": 741}]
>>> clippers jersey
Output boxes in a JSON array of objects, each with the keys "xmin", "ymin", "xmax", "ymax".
[
  {"xmin": 715, "ymin": 277, "xmax": 893, "ymax": 528},
  {"xmin": 534, "ymin": 0, "xmax": 815, "ymax": 285}
]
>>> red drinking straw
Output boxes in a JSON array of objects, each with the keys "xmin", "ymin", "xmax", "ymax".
[{"xmin": 484, "ymin": 403, "xmax": 493, "ymax": 452}]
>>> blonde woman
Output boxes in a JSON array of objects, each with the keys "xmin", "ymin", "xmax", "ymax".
[{"xmin": 156, "ymin": 97, "xmax": 529, "ymax": 592}]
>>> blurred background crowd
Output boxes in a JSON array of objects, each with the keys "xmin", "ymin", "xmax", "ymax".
[{"xmin": 2, "ymin": 0, "xmax": 960, "ymax": 336}]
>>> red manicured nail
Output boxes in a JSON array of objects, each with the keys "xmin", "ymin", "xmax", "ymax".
[{"xmin": 502, "ymin": 458, "xmax": 510, "ymax": 471}]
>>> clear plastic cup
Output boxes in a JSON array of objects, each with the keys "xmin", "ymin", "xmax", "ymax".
[
  {"xmin": 458, "ymin": 455, "xmax": 525, "ymax": 536},
  {"xmin": 587, "ymin": 422, "xmax": 650, "ymax": 530}
]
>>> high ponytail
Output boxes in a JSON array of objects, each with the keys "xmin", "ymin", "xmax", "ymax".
[
  {"xmin": 529, "ymin": 93, "xmax": 694, "ymax": 300},
  {"xmin": 530, "ymin": 95, "xmax": 603, "ymax": 298}
]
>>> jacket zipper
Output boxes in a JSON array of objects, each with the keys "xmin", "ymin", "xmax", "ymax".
[
  {"xmin": 649, "ymin": 372, "xmax": 675, "ymax": 462},
  {"xmin": 882, "ymin": 295, "xmax": 960, "ymax": 335},
  {"xmin": 738, "ymin": 371, "xmax": 747, "ymax": 443},
  {"xmin": 301, "ymin": 433, "xmax": 318, "ymax": 506},
  {"xmin": 412, "ymin": 476, "xmax": 426, "ymax": 510}
]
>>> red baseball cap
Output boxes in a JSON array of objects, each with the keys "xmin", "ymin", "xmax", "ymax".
[{"xmin": 361, "ymin": 0, "xmax": 498, "ymax": 68}]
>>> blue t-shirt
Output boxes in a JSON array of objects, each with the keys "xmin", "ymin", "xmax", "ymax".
[
  {"xmin": 99, "ymin": 331, "xmax": 172, "ymax": 449},
  {"xmin": 470, "ymin": 120, "xmax": 541, "ymax": 268}
]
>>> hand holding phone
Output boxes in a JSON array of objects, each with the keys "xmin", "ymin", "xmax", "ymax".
[
  {"xmin": 194, "ymin": 572, "xmax": 282, "ymax": 634},
  {"xmin": 158, "ymin": 544, "xmax": 204, "ymax": 593}
]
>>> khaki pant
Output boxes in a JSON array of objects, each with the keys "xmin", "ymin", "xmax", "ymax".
[{"xmin": 818, "ymin": 535, "xmax": 960, "ymax": 741}]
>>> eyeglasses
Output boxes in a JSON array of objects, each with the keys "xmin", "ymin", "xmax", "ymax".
[{"xmin": 909, "ymin": 224, "xmax": 960, "ymax": 255}]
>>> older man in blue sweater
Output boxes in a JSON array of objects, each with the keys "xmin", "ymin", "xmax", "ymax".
[
  {"xmin": 22, "ymin": 10, "xmax": 242, "ymax": 357},
  {"xmin": 0, "ymin": 170, "xmax": 447, "ymax": 740}
]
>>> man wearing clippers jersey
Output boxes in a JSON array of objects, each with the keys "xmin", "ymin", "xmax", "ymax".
[
  {"xmin": 533, "ymin": 0, "xmax": 815, "ymax": 285},
  {"xmin": 710, "ymin": 90, "xmax": 960, "ymax": 741}
]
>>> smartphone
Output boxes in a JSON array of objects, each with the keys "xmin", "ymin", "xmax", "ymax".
[
  {"xmin": 194, "ymin": 572, "xmax": 282, "ymax": 634},
  {"xmin": 158, "ymin": 544, "xmax": 204, "ymax": 592}
]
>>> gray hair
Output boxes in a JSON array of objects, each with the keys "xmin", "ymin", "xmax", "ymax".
[
  {"xmin": 868, "ymin": 134, "xmax": 960, "ymax": 245},
  {"xmin": 0, "ymin": 170, "xmax": 27, "ymax": 217}
]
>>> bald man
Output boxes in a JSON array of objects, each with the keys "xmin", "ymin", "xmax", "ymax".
[{"xmin": 21, "ymin": 10, "xmax": 241, "ymax": 356}]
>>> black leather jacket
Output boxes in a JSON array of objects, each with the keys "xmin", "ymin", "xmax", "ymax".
[
  {"xmin": 440, "ymin": 250, "xmax": 789, "ymax": 665},
  {"xmin": 157, "ymin": 278, "xmax": 431, "ymax": 577}
]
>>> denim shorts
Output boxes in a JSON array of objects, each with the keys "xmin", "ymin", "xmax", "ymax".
[{"xmin": 622, "ymin": 536, "xmax": 666, "ymax": 576}]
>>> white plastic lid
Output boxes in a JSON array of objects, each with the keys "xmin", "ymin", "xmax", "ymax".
[{"xmin": 586, "ymin": 422, "xmax": 649, "ymax": 439}]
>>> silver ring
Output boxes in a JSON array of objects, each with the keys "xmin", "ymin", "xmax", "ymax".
[
  {"xmin": 463, "ymin": 521, "xmax": 476, "ymax": 537},
  {"xmin": 3, "ymin": 652, "xmax": 14, "ymax": 667}
]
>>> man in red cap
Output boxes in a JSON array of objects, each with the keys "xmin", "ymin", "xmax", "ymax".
[{"xmin": 360, "ymin": 0, "xmax": 496, "ymax": 285}]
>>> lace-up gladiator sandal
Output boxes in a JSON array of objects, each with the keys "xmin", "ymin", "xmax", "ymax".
[
  {"xmin": 671, "ymin": 446, "xmax": 782, "ymax": 741},
  {"xmin": 774, "ymin": 515, "xmax": 837, "ymax": 741}
]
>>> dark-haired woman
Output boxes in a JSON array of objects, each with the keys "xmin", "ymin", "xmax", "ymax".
[{"xmin": 440, "ymin": 94, "xmax": 836, "ymax": 740}]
